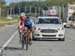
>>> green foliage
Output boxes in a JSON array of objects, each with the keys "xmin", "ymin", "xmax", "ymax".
[
  {"xmin": 9, "ymin": 0, "xmax": 75, "ymax": 7},
  {"xmin": 0, "ymin": 0, "xmax": 6, "ymax": 16},
  {"xmin": 9, "ymin": 1, "xmax": 46, "ymax": 7},
  {"xmin": 46, "ymin": 0, "xmax": 75, "ymax": 6}
]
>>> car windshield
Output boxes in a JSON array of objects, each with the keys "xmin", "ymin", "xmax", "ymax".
[{"xmin": 38, "ymin": 18, "xmax": 61, "ymax": 24}]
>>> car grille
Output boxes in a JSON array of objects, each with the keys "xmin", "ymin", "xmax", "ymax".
[
  {"xmin": 41, "ymin": 29, "xmax": 58, "ymax": 33},
  {"xmin": 42, "ymin": 35, "xmax": 56, "ymax": 37}
]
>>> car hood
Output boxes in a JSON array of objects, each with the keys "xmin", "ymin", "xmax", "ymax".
[{"xmin": 35, "ymin": 24, "xmax": 63, "ymax": 29}]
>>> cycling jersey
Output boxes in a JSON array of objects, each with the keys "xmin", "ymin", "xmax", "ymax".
[{"xmin": 22, "ymin": 18, "xmax": 34, "ymax": 27}]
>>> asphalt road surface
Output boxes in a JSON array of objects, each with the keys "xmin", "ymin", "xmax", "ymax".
[{"xmin": 0, "ymin": 25, "xmax": 75, "ymax": 56}]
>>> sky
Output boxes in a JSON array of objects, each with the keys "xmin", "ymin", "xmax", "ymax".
[{"xmin": 5, "ymin": 0, "xmax": 45, "ymax": 5}]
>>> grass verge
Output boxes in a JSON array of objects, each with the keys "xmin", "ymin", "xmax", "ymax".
[{"xmin": 0, "ymin": 17, "xmax": 18, "ymax": 27}]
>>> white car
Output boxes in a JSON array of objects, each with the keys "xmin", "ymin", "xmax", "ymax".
[{"xmin": 33, "ymin": 16, "xmax": 65, "ymax": 41}]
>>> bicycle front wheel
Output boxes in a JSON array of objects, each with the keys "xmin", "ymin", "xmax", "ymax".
[
  {"xmin": 26, "ymin": 36, "xmax": 29, "ymax": 50},
  {"xmin": 22, "ymin": 36, "xmax": 24, "ymax": 49}
]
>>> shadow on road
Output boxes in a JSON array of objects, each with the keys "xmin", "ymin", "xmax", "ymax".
[
  {"xmin": 0, "ymin": 47, "xmax": 23, "ymax": 50},
  {"xmin": 33, "ymin": 39, "xmax": 65, "ymax": 42},
  {"xmin": 5, "ymin": 47, "xmax": 22, "ymax": 50}
]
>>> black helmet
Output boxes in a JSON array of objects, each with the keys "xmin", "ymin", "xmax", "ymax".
[
  {"xmin": 26, "ymin": 16, "xmax": 30, "ymax": 21},
  {"xmin": 26, "ymin": 16, "xmax": 30, "ymax": 18}
]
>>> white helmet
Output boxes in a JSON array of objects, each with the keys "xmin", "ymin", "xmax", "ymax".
[{"xmin": 20, "ymin": 12, "xmax": 25, "ymax": 16}]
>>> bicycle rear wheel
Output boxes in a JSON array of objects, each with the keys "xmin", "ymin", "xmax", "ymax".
[
  {"xmin": 26, "ymin": 36, "xmax": 29, "ymax": 50},
  {"xmin": 22, "ymin": 35, "xmax": 24, "ymax": 49}
]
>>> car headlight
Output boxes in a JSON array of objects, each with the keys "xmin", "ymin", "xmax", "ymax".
[{"xmin": 34, "ymin": 27, "xmax": 40, "ymax": 30}]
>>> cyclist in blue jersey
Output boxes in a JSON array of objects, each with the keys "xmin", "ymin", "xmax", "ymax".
[{"xmin": 22, "ymin": 16, "xmax": 34, "ymax": 44}]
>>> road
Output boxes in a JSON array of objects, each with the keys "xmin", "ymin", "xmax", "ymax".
[{"xmin": 0, "ymin": 25, "xmax": 75, "ymax": 56}]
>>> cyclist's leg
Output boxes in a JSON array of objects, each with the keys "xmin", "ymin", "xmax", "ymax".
[
  {"xmin": 24, "ymin": 25, "xmax": 32, "ymax": 44},
  {"xmin": 28, "ymin": 26, "xmax": 32, "ymax": 42},
  {"xmin": 29, "ymin": 31, "xmax": 32, "ymax": 45},
  {"xmin": 23, "ymin": 26, "xmax": 29, "ymax": 38},
  {"xmin": 18, "ymin": 27, "xmax": 21, "ymax": 42},
  {"xmin": 24, "ymin": 26, "xmax": 28, "ymax": 31},
  {"xmin": 29, "ymin": 31, "xmax": 32, "ymax": 41},
  {"xmin": 19, "ymin": 25, "xmax": 23, "ymax": 32},
  {"xmin": 18, "ymin": 25, "xmax": 24, "ymax": 42},
  {"xmin": 24, "ymin": 25, "xmax": 32, "ymax": 45}
]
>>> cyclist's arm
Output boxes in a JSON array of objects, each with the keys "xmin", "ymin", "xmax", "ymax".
[
  {"xmin": 32, "ymin": 21, "xmax": 34, "ymax": 26},
  {"xmin": 18, "ymin": 19, "xmax": 22, "ymax": 27},
  {"xmin": 30, "ymin": 19, "xmax": 34, "ymax": 26}
]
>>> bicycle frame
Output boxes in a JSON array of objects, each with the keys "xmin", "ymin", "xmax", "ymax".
[{"xmin": 21, "ymin": 30, "xmax": 30, "ymax": 50}]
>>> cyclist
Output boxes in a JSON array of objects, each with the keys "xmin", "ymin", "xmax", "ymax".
[
  {"xmin": 18, "ymin": 12, "xmax": 26, "ymax": 42},
  {"xmin": 18, "ymin": 13, "xmax": 34, "ymax": 44},
  {"xmin": 22, "ymin": 16, "xmax": 34, "ymax": 44},
  {"xmin": 18, "ymin": 12, "xmax": 26, "ymax": 32}
]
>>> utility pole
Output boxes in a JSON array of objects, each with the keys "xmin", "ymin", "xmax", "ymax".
[
  {"xmin": 0, "ymin": 0, "xmax": 1, "ymax": 18},
  {"xmin": 35, "ymin": 0, "xmax": 37, "ymax": 17},
  {"xmin": 0, "ymin": 7, "xmax": 1, "ymax": 18},
  {"xmin": 25, "ymin": 0, "xmax": 27, "ymax": 15},
  {"xmin": 29, "ymin": 0, "xmax": 31, "ymax": 15},
  {"xmin": 59, "ymin": 6, "xmax": 61, "ymax": 18},
  {"xmin": 18, "ymin": 0, "xmax": 20, "ymax": 15}
]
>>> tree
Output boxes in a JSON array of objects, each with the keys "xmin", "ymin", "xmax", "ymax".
[
  {"xmin": 0, "ymin": 0, "xmax": 6, "ymax": 16},
  {"xmin": 46, "ymin": 0, "xmax": 75, "ymax": 6}
]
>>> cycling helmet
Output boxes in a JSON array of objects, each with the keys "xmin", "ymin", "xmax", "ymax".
[
  {"xmin": 26, "ymin": 16, "xmax": 30, "ymax": 21},
  {"xmin": 20, "ymin": 12, "xmax": 25, "ymax": 16}
]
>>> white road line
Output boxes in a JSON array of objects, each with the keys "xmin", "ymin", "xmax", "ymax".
[{"xmin": 0, "ymin": 30, "xmax": 18, "ymax": 53}]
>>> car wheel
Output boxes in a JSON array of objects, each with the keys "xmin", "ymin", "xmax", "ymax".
[
  {"xmin": 73, "ymin": 27, "xmax": 75, "ymax": 29},
  {"xmin": 33, "ymin": 38, "xmax": 37, "ymax": 40},
  {"xmin": 32, "ymin": 35, "xmax": 37, "ymax": 40}
]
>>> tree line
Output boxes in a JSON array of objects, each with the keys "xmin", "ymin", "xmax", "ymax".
[{"xmin": 0, "ymin": 0, "xmax": 75, "ymax": 16}]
